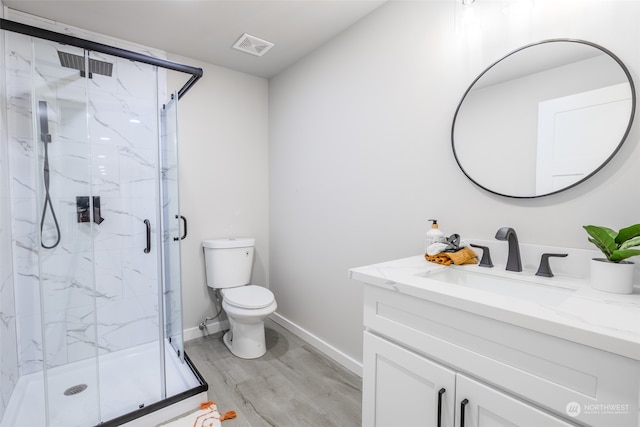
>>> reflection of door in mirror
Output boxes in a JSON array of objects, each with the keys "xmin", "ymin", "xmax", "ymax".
[{"xmin": 536, "ymin": 82, "xmax": 632, "ymax": 194}]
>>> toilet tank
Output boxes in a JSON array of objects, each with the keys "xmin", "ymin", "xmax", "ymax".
[{"xmin": 202, "ymin": 238, "xmax": 255, "ymax": 289}]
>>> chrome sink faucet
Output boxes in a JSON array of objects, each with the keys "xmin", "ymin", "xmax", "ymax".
[{"xmin": 495, "ymin": 227, "xmax": 522, "ymax": 272}]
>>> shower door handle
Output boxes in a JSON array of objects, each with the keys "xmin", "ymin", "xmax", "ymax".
[
  {"xmin": 144, "ymin": 219, "xmax": 151, "ymax": 253},
  {"xmin": 174, "ymin": 215, "xmax": 187, "ymax": 241}
]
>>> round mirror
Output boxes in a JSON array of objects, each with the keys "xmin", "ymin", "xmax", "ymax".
[{"xmin": 452, "ymin": 39, "xmax": 635, "ymax": 198}]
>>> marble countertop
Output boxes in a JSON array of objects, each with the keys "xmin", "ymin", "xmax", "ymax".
[{"xmin": 350, "ymin": 255, "xmax": 640, "ymax": 361}]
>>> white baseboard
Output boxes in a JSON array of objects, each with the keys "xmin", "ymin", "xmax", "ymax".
[
  {"xmin": 183, "ymin": 320, "xmax": 229, "ymax": 342},
  {"xmin": 271, "ymin": 312, "xmax": 363, "ymax": 377},
  {"xmin": 183, "ymin": 313, "xmax": 363, "ymax": 378}
]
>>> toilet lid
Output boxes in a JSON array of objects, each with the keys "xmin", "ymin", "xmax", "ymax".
[{"xmin": 223, "ymin": 285, "xmax": 275, "ymax": 309}]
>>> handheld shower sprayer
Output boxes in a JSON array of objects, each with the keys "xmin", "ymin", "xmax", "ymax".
[{"xmin": 38, "ymin": 100, "xmax": 61, "ymax": 249}]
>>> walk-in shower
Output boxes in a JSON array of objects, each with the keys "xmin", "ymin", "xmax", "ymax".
[{"xmin": 0, "ymin": 14, "xmax": 205, "ymax": 427}]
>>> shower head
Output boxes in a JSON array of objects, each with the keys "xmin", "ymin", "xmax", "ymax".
[
  {"xmin": 57, "ymin": 51, "xmax": 113, "ymax": 78},
  {"xmin": 38, "ymin": 101, "xmax": 51, "ymax": 143}
]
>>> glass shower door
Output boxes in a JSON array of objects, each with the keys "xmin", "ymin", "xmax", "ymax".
[
  {"xmin": 32, "ymin": 37, "xmax": 167, "ymax": 425},
  {"xmin": 84, "ymin": 48, "xmax": 166, "ymax": 419},
  {"xmin": 161, "ymin": 93, "xmax": 184, "ymax": 362},
  {"xmin": 32, "ymin": 39, "xmax": 101, "ymax": 426}
]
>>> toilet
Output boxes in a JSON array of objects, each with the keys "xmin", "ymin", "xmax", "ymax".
[{"xmin": 202, "ymin": 238, "xmax": 277, "ymax": 359}]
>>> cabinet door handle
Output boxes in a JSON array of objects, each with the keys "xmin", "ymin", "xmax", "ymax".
[
  {"xmin": 437, "ymin": 388, "xmax": 446, "ymax": 427},
  {"xmin": 460, "ymin": 398, "xmax": 469, "ymax": 427}
]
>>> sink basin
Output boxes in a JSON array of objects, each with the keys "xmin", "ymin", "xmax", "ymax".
[{"xmin": 423, "ymin": 267, "xmax": 576, "ymax": 306}]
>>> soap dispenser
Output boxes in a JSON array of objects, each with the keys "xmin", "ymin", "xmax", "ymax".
[{"xmin": 425, "ymin": 219, "xmax": 445, "ymax": 252}]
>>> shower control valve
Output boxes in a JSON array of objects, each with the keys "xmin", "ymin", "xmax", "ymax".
[
  {"xmin": 76, "ymin": 196, "xmax": 105, "ymax": 224},
  {"xmin": 76, "ymin": 196, "xmax": 90, "ymax": 223}
]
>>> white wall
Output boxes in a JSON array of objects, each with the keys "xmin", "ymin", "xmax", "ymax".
[
  {"xmin": 269, "ymin": 0, "xmax": 640, "ymax": 367},
  {"xmin": 167, "ymin": 55, "xmax": 269, "ymax": 338}
]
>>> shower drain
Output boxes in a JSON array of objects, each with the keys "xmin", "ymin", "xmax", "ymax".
[{"xmin": 64, "ymin": 384, "xmax": 88, "ymax": 396}]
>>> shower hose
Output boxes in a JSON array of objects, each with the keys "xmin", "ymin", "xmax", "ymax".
[{"xmin": 39, "ymin": 105, "xmax": 61, "ymax": 249}]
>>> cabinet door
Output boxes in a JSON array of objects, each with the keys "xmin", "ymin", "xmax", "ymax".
[
  {"xmin": 455, "ymin": 374, "xmax": 577, "ymax": 427},
  {"xmin": 363, "ymin": 332, "xmax": 456, "ymax": 427}
]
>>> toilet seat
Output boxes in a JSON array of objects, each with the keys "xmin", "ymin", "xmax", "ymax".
[{"xmin": 222, "ymin": 285, "xmax": 275, "ymax": 309}]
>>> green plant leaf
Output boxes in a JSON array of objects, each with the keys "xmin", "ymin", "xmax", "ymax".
[
  {"xmin": 620, "ymin": 236, "xmax": 640, "ymax": 250},
  {"xmin": 588, "ymin": 237, "xmax": 609, "ymax": 256},
  {"xmin": 584, "ymin": 225, "xmax": 617, "ymax": 258},
  {"xmin": 610, "ymin": 249, "xmax": 640, "ymax": 262},
  {"xmin": 616, "ymin": 224, "xmax": 640, "ymax": 245}
]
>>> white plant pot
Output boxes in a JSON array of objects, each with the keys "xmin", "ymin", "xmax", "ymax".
[{"xmin": 590, "ymin": 258, "xmax": 635, "ymax": 294}]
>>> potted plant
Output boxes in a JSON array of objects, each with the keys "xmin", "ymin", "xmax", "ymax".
[{"xmin": 583, "ymin": 224, "xmax": 640, "ymax": 294}]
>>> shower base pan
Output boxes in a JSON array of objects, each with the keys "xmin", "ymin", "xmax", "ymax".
[{"xmin": 1, "ymin": 340, "xmax": 208, "ymax": 427}]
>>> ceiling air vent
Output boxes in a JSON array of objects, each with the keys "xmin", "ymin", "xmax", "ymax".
[{"xmin": 232, "ymin": 33, "xmax": 274, "ymax": 57}]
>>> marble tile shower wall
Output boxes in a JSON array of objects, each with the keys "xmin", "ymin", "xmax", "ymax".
[
  {"xmin": 0, "ymin": 161, "xmax": 15, "ymax": 422},
  {"xmin": 4, "ymin": 11, "xmax": 168, "ymax": 376},
  {"xmin": 0, "ymin": 18, "xmax": 19, "ymax": 421}
]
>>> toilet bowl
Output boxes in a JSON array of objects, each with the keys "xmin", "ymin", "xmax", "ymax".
[
  {"xmin": 221, "ymin": 285, "xmax": 277, "ymax": 359},
  {"xmin": 202, "ymin": 238, "xmax": 277, "ymax": 359}
]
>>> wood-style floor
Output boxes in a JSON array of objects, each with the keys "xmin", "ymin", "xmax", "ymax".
[{"xmin": 184, "ymin": 319, "xmax": 362, "ymax": 427}]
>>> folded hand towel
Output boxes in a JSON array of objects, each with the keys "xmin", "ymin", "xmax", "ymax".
[
  {"xmin": 425, "ymin": 247, "xmax": 477, "ymax": 266},
  {"xmin": 425, "ymin": 253, "xmax": 453, "ymax": 265},
  {"xmin": 449, "ymin": 247, "xmax": 478, "ymax": 265}
]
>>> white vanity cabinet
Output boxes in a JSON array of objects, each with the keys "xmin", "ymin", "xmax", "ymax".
[
  {"xmin": 364, "ymin": 331, "xmax": 575, "ymax": 427},
  {"xmin": 363, "ymin": 331, "xmax": 456, "ymax": 427},
  {"xmin": 358, "ymin": 278, "xmax": 640, "ymax": 427},
  {"xmin": 454, "ymin": 374, "xmax": 576, "ymax": 427}
]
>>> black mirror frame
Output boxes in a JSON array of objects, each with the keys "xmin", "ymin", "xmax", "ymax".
[{"xmin": 451, "ymin": 38, "xmax": 636, "ymax": 199}]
